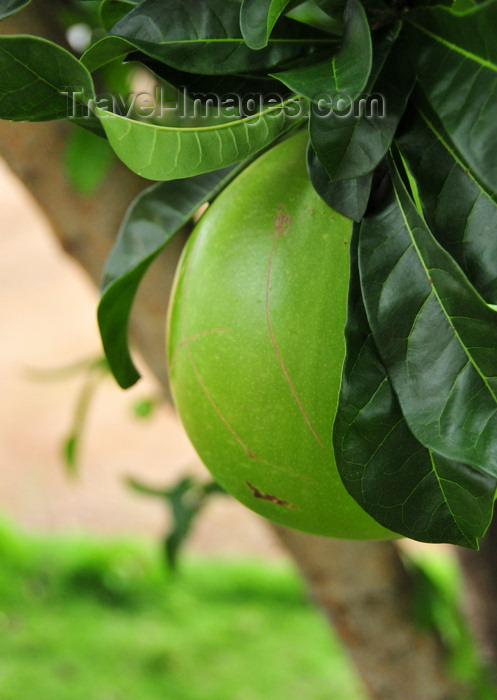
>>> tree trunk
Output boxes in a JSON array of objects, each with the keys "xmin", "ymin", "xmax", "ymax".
[
  {"xmin": 0, "ymin": 5, "xmax": 464, "ymax": 698},
  {"xmin": 275, "ymin": 528, "xmax": 459, "ymax": 700}
]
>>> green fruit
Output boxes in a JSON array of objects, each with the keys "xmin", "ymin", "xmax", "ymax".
[{"xmin": 167, "ymin": 130, "xmax": 394, "ymax": 540}]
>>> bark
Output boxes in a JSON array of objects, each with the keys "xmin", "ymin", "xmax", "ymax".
[
  {"xmin": 0, "ymin": 5, "xmax": 463, "ymax": 699},
  {"xmin": 275, "ymin": 528, "xmax": 458, "ymax": 700}
]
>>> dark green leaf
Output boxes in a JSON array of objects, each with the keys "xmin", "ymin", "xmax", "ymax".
[
  {"xmin": 0, "ymin": 35, "xmax": 95, "ymax": 121},
  {"xmin": 202, "ymin": 481, "xmax": 226, "ymax": 496},
  {"xmin": 61, "ymin": 359, "xmax": 109, "ymax": 476},
  {"xmin": 396, "ymin": 102, "xmax": 497, "ymax": 305},
  {"xmin": 272, "ymin": 0, "xmax": 371, "ymax": 101},
  {"xmin": 130, "ymin": 53, "xmax": 287, "ymax": 105},
  {"xmin": 98, "ymin": 165, "xmax": 245, "ymax": 388},
  {"xmin": 314, "ymin": 0, "xmax": 346, "ymax": 20},
  {"xmin": 309, "ymin": 24, "xmax": 413, "ymax": 181},
  {"xmin": 83, "ymin": 0, "xmax": 332, "ymax": 74},
  {"xmin": 306, "ymin": 141, "xmax": 372, "ymax": 221},
  {"xmin": 99, "ymin": 0, "xmax": 138, "ymax": 29},
  {"xmin": 81, "ymin": 35, "xmax": 131, "ymax": 72},
  {"xmin": 127, "ymin": 476, "xmax": 200, "ymax": 570},
  {"xmin": 126, "ymin": 476, "xmax": 226, "ymax": 569},
  {"xmin": 0, "ymin": 0, "xmax": 31, "ymax": 20},
  {"xmin": 126, "ymin": 478, "xmax": 169, "ymax": 498},
  {"xmin": 333, "ymin": 229, "xmax": 496, "ymax": 547},
  {"xmin": 359, "ymin": 156, "xmax": 497, "ymax": 478},
  {"xmin": 240, "ymin": 0, "xmax": 294, "ymax": 49},
  {"xmin": 96, "ymin": 98, "xmax": 302, "ymax": 181},
  {"xmin": 164, "ymin": 478, "xmax": 206, "ymax": 570},
  {"xmin": 406, "ymin": 2, "xmax": 497, "ymax": 193},
  {"xmin": 63, "ymin": 435, "xmax": 79, "ymax": 475}
]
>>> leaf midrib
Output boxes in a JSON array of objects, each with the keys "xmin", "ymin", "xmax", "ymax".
[
  {"xmin": 96, "ymin": 96, "xmax": 302, "ymax": 133},
  {"xmin": 392, "ymin": 181, "xmax": 497, "ymax": 411},
  {"xmin": 116, "ymin": 35, "xmax": 333, "ymax": 46},
  {"xmin": 417, "ymin": 106, "xmax": 497, "ymax": 203},
  {"xmin": 408, "ymin": 19, "xmax": 497, "ymax": 74},
  {"xmin": 429, "ymin": 451, "xmax": 472, "ymax": 546}
]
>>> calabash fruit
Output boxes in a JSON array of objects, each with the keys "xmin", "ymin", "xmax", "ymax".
[{"xmin": 167, "ymin": 129, "xmax": 395, "ymax": 539}]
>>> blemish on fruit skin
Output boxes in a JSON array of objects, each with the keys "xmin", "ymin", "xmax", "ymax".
[
  {"xmin": 186, "ymin": 347, "xmax": 258, "ymax": 461},
  {"xmin": 273, "ymin": 204, "xmax": 292, "ymax": 238},
  {"xmin": 169, "ymin": 328, "xmax": 232, "ymax": 369},
  {"xmin": 265, "ymin": 210, "xmax": 325, "ymax": 450},
  {"xmin": 246, "ymin": 482, "xmax": 297, "ymax": 509}
]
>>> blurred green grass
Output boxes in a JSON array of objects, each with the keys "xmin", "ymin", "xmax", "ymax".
[
  {"xmin": 0, "ymin": 519, "xmax": 366, "ymax": 700},
  {"xmin": 1, "ymin": 519, "xmax": 495, "ymax": 700}
]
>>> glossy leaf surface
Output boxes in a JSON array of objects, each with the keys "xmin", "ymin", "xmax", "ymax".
[
  {"xmin": 83, "ymin": 0, "xmax": 332, "ymax": 74},
  {"xmin": 273, "ymin": 0, "xmax": 371, "ymax": 101},
  {"xmin": 314, "ymin": 0, "xmax": 346, "ymax": 19},
  {"xmin": 240, "ymin": 0, "xmax": 294, "ymax": 49},
  {"xmin": 98, "ymin": 165, "xmax": 242, "ymax": 388},
  {"xmin": 130, "ymin": 54, "xmax": 287, "ymax": 105},
  {"xmin": 359, "ymin": 158, "xmax": 497, "ymax": 478},
  {"xmin": 96, "ymin": 100, "xmax": 302, "ymax": 180},
  {"xmin": 396, "ymin": 103, "xmax": 497, "ymax": 305},
  {"xmin": 334, "ymin": 232, "xmax": 496, "ymax": 547},
  {"xmin": 0, "ymin": 36, "xmax": 94, "ymax": 121},
  {"xmin": 406, "ymin": 3, "xmax": 497, "ymax": 192},
  {"xmin": 309, "ymin": 25, "xmax": 413, "ymax": 181},
  {"xmin": 306, "ymin": 141, "xmax": 372, "ymax": 221},
  {"xmin": 99, "ymin": 0, "xmax": 138, "ymax": 29}
]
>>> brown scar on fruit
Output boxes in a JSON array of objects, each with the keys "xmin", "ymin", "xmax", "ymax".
[
  {"xmin": 273, "ymin": 204, "xmax": 292, "ymax": 238},
  {"xmin": 246, "ymin": 482, "xmax": 297, "ymax": 508},
  {"xmin": 265, "ymin": 215, "xmax": 325, "ymax": 450}
]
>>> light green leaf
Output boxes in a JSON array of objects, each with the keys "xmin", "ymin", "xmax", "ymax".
[
  {"xmin": 95, "ymin": 99, "xmax": 303, "ymax": 180},
  {"xmin": 285, "ymin": 0, "xmax": 343, "ymax": 34},
  {"xmin": 0, "ymin": 35, "xmax": 95, "ymax": 121}
]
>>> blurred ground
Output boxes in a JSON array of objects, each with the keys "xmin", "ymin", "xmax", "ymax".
[{"xmin": 0, "ymin": 157, "xmax": 283, "ymax": 558}]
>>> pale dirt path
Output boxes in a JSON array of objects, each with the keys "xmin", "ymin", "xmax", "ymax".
[{"xmin": 0, "ymin": 158, "xmax": 284, "ymax": 559}]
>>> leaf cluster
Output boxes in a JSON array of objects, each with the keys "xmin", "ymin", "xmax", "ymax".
[{"xmin": 2, "ymin": 0, "xmax": 497, "ymax": 546}]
